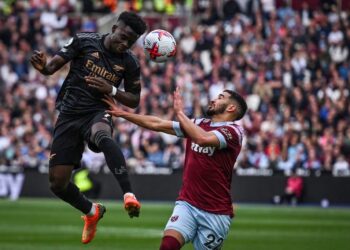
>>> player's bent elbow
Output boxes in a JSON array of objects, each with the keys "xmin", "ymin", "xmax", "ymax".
[{"xmin": 129, "ymin": 99, "xmax": 140, "ymax": 109}]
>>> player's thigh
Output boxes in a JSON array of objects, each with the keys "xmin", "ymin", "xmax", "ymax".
[
  {"xmin": 193, "ymin": 213, "xmax": 232, "ymax": 250},
  {"xmin": 49, "ymin": 116, "xmax": 85, "ymax": 169},
  {"xmin": 164, "ymin": 201, "xmax": 197, "ymax": 244}
]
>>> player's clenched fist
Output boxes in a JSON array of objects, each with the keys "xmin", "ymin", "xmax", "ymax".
[
  {"xmin": 85, "ymin": 76, "xmax": 113, "ymax": 94},
  {"xmin": 30, "ymin": 50, "xmax": 47, "ymax": 71}
]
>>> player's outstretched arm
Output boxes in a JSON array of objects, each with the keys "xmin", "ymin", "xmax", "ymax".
[
  {"xmin": 173, "ymin": 87, "xmax": 220, "ymax": 147},
  {"xmin": 103, "ymin": 96, "xmax": 176, "ymax": 135},
  {"xmin": 30, "ymin": 51, "xmax": 67, "ymax": 75}
]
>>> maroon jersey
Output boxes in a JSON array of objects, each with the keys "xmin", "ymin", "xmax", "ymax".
[{"xmin": 172, "ymin": 118, "xmax": 244, "ymax": 217}]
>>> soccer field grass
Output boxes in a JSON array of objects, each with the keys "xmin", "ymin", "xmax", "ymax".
[{"xmin": 0, "ymin": 199, "xmax": 349, "ymax": 250}]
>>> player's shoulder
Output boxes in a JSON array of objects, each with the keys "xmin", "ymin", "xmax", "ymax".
[
  {"xmin": 208, "ymin": 120, "xmax": 244, "ymax": 141},
  {"xmin": 124, "ymin": 49, "xmax": 140, "ymax": 67},
  {"xmin": 221, "ymin": 123, "xmax": 244, "ymax": 144},
  {"xmin": 76, "ymin": 32, "xmax": 102, "ymax": 40},
  {"xmin": 74, "ymin": 32, "xmax": 102, "ymax": 47},
  {"xmin": 193, "ymin": 118, "xmax": 210, "ymax": 125},
  {"xmin": 71, "ymin": 32, "xmax": 104, "ymax": 51}
]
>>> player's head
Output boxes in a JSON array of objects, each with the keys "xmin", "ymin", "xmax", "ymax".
[
  {"xmin": 108, "ymin": 11, "xmax": 147, "ymax": 53},
  {"xmin": 206, "ymin": 90, "xmax": 247, "ymax": 121}
]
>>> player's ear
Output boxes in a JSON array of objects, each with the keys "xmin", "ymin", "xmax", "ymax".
[{"xmin": 226, "ymin": 104, "xmax": 236, "ymax": 113}]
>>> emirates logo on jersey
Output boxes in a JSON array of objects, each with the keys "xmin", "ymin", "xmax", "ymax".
[
  {"xmin": 191, "ymin": 142, "xmax": 216, "ymax": 156},
  {"xmin": 85, "ymin": 59, "xmax": 119, "ymax": 83},
  {"xmin": 170, "ymin": 215, "xmax": 179, "ymax": 222}
]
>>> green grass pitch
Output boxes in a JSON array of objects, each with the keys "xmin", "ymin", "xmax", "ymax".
[{"xmin": 0, "ymin": 199, "xmax": 349, "ymax": 250}]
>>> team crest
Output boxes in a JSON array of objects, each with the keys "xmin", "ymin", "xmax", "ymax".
[
  {"xmin": 102, "ymin": 113, "xmax": 111, "ymax": 122},
  {"xmin": 113, "ymin": 65, "xmax": 125, "ymax": 72},
  {"xmin": 220, "ymin": 128, "xmax": 232, "ymax": 140},
  {"xmin": 170, "ymin": 215, "xmax": 179, "ymax": 222}
]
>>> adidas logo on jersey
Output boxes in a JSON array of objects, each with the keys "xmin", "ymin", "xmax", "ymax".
[
  {"xmin": 91, "ymin": 52, "xmax": 99, "ymax": 59},
  {"xmin": 191, "ymin": 142, "xmax": 215, "ymax": 156}
]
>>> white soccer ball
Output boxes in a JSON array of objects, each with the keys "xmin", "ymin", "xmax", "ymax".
[{"xmin": 143, "ymin": 29, "xmax": 176, "ymax": 63}]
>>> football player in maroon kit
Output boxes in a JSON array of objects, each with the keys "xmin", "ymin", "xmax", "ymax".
[{"xmin": 103, "ymin": 87, "xmax": 247, "ymax": 250}]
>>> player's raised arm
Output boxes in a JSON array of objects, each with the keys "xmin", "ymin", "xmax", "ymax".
[
  {"xmin": 173, "ymin": 87, "xmax": 220, "ymax": 147},
  {"xmin": 103, "ymin": 96, "xmax": 176, "ymax": 135},
  {"xmin": 30, "ymin": 51, "xmax": 66, "ymax": 75}
]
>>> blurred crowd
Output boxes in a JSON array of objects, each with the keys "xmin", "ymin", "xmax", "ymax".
[{"xmin": 0, "ymin": 0, "xmax": 349, "ymax": 175}]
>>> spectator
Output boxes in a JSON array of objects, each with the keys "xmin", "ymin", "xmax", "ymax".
[
  {"xmin": 276, "ymin": 151, "xmax": 294, "ymax": 171},
  {"xmin": 273, "ymin": 168, "xmax": 304, "ymax": 205},
  {"xmin": 0, "ymin": 1, "xmax": 349, "ymax": 176},
  {"xmin": 333, "ymin": 155, "xmax": 349, "ymax": 173}
]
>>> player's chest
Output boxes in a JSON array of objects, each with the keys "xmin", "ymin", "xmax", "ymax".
[{"xmin": 79, "ymin": 49, "xmax": 126, "ymax": 85}]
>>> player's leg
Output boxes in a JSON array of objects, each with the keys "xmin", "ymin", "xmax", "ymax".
[
  {"xmin": 160, "ymin": 201, "xmax": 197, "ymax": 250},
  {"xmin": 160, "ymin": 230, "xmax": 184, "ymax": 250},
  {"xmin": 49, "ymin": 115, "xmax": 106, "ymax": 244},
  {"xmin": 49, "ymin": 164, "xmax": 92, "ymax": 214},
  {"xmin": 88, "ymin": 114, "xmax": 140, "ymax": 218},
  {"xmin": 192, "ymin": 210, "xmax": 232, "ymax": 250},
  {"xmin": 49, "ymin": 167, "xmax": 106, "ymax": 244}
]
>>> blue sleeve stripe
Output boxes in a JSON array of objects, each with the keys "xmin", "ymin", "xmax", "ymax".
[
  {"xmin": 172, "ymin": 121, "xmax": 185, "ymax": 137},
  {"xmin": 212, "ymin": 130, "xmax": 227, "ymax": 149}
]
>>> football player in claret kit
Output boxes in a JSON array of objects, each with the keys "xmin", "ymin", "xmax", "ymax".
[
  {"xmin": 30, "ymin": 11, "xmax": 147, "ymax": 244},
  {"xmin": 104, "ymin": 87, "xmax": 247, "ymax": 250}
]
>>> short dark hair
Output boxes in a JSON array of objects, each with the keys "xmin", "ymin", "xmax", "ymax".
[
  {"xmin": 224, "ymin": 90, "xmax": 247, "ymax": 120},
  {"xmin": 117, "ymin": 11, "xmax": 147, "ymax": 36}
]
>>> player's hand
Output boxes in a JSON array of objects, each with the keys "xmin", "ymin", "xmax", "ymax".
[
  {"xmin": 85, "ymin": 76, "xmax": 113, "ymax": 94},
  {"xmin": 30, "ymin": 50, "xmax": 47, "ymax": 72},
  {"xmin": 102, "ymin": 95, "xmax": 126, "ymax": 117},
  {"xmin": 173, "ymin": 86, "xmax": 184, "ymax": 114}
]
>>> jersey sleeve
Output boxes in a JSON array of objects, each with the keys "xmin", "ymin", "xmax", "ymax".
[
  {"xmin": 212, "ymin": 125, "xmax": 244, "ymax": 149},
  {"xmin": 123, "ymin": 53, "xmax": 141, "ymax": 94},
  {"xmin": 56, "ymin": 35, "xmax": 80, "ymax": 61},
  {"xmin": 172, "ymin": 118, "xmax": 200, "ymax": 138},
  {"xmin": 172, "ymin": 121, "xmax": 185, "ymax": 137}
]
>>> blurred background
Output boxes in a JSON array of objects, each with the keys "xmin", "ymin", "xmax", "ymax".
[{"xmin": 0, "ymin": 0, "xmax": 349, "ymax": 205}]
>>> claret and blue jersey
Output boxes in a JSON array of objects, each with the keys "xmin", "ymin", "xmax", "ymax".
[{"xmin": 172, "ymin": 118, "xmax": 244, "ymax": 217}]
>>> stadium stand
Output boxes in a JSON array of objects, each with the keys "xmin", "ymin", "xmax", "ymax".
[{"xmin": 0, "ymin": 0, "xmax": 349, "ymax": 177}]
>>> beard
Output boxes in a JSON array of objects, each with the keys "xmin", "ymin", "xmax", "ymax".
[{"xmin": 206, "ymin": 103, "xmax": 227, "ymax": 116}]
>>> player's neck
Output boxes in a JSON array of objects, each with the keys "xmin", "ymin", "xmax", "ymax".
[
  {"xmin": 211, "ymin": 114, "xmax": 233, "ymax": 123},
  {"xmin": 103, "ymin": 35, "xmax": 110, "ymax": 51}
]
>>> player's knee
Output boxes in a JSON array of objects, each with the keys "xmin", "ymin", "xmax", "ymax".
[
  {"xmin": 49, "ymin": 176, "xmax": 68, "ymax": 194},
  {"xmin": 91, "ymin": 129, "xmax": 112, "ymax": 148},
  {"xmin": 159, "ymin": 236, "xmax": 181, "ymax": 250}
]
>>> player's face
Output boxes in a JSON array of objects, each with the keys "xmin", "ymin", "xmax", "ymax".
[
  {"xmin": 206, "ymin": 92, "xmax": 232, "ymax": 116},
  {"xmin": 109, "ymin": 21, "xmax": 139, "ymax": 53}
]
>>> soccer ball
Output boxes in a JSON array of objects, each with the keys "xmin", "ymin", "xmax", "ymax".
[{"xmin": 143, "ymin": 29, "xmax": 176, "ymax": 63}]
